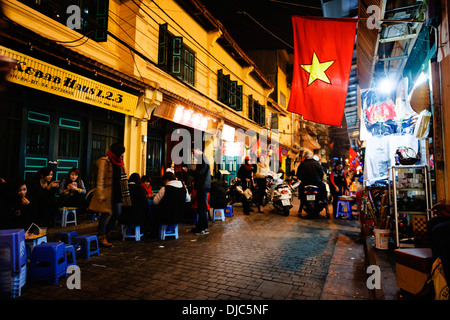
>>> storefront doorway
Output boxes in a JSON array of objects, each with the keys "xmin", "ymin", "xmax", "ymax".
[{"xmin": 21, "ymin": 108, "xmax": 84, "ymax": 183}]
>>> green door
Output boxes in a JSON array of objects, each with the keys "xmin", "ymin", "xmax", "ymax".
[{"xmin": 22, "ymin": 109, "xmax": 83, "ymax": 183}]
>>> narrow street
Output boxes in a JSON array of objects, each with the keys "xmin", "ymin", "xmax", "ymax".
[{"xmin": 18, "ymin": 197, "xmax": 372, "ymax": 304}]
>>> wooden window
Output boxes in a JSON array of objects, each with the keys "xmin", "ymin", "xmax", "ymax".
[
  {"xmin": 217, "ymin": 70, "xmax": 242, "ymax": 111},
  {"xmin": 158, "ymin": 24, "xmax": 195, "ymax": 86},
  {"xmin": 248, "ymin": 95, "xmax": 265, "ymax": 126}
]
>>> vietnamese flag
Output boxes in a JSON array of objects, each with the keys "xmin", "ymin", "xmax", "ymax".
[{"xmin": 287, "ymin": 16, "xmax": 357, "ymax": 126}]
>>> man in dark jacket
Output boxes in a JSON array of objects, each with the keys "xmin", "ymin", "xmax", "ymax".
[
  {"xmin": 184, "ymin": 146, "xmax": 211, "ymax": 235},
  {"xmin": 296, "ymin": 151, "xmax": 326, "ymax": 212},
  {"xmin": 237, "ymin": 157, "xmax": 253, "ymax": 215}
]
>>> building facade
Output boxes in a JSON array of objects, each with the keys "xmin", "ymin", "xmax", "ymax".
[{"xmin": 0, "ymin": 0, "xmax": 299, "ymax": 189}]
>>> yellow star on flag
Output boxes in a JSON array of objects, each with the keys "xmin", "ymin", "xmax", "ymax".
[{"xmin": 300, "ymin": 52, "xmax": 335, "ymax": 85}]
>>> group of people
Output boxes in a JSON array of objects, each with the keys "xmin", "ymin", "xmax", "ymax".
[
  {"xmin": 0, "ymin": 142, "xmax": 227, "ymax": 247},
  {"xmin": 0, "ymin": 166, "xmax": 88, "ymax": 232},
  {"xmin": 85, "ymin": 142, "xmax": 227, "ymax": 246}
]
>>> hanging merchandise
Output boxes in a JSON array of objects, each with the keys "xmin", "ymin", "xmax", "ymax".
[
  {"xmin": 414, "ymin": 110, "xmax": 432, "ymax": 139},
  {"xmin": 364, "ymin": 136, "xmax": 390, "ymax": 184},
  {"xmin": 409, "ymin": 80, "xmax": 431, "ymax": 114}
]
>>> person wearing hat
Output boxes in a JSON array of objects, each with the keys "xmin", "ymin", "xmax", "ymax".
[{"xmin": 237, "ymin": 156, "xmax": 253, "ymax": 215}]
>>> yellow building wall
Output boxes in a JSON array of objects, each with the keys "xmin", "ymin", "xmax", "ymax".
[{"xmin": 130, "ymin": 0, "xmax": 272, "ymax": 134}]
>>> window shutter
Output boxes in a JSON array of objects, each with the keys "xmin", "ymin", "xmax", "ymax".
[
  {"xmin": 158, "ymin": 24, "xmax": 168, "ymax": 69},
  {"xmin": 230, "ymin": 81, "xmax": 237, "ymax": 109},
  {"xmin": 223, "ymin": 74, "xmax": 230, "ymax": 105},
  {"xmin": 94, "ymin": 0, "xmax": 109, "ymax": 42},
  {"xmin": 236, "ymin": 85, "xmax": 243, "ymax": 111},
  {"xmin": 172, "ymin": 37, "xmax": 182, "ymax": 77},
  {"xmin": 260, "ymin": 104, "xmax": 265, "ymax": 126},
  {"xmin": 248, "ymin": 95, "xmax": 254, "ymax": 120},
  {"xmin": 217, "ymin": 69, "xmax": 223, "ymax": 102},
  {"xmin": 183, "ymin": 49, "xmax": 195, "ymax": 85}
]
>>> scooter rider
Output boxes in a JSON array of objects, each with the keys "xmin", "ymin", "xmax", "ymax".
[{"xmin": 296, "ymin": 151, "xmax": 327, "ymax": 213}]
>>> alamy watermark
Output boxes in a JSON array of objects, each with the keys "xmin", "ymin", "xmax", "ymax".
[
  {"xmin": 170, "ymin": 128, "xmax": 281, "ymax": 171},
  {"xmin": 66, "ymin": 265, "xmax": 81, "ymax": 289},
  {"xmin": 66, "ymin": 5, "xmax": 81, "ymax": 30},
  {"xmin": 366, "ymin": 265, "xmax": 381, "ymax": 290},
  {"xmin": 366, "ymin": 5, "xmax": 382, "ymax": 30}
]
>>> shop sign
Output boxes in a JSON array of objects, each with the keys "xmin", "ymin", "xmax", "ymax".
[
  {"xmin": 221, "ymin": 124, "xmax": 235, "ymax": 142},
  {"xmin": 173, "ymin": 105, "xmax": 210, "ymax": 132},
  {"xmin": 1, "ymin": 46, "xmax": 138, "ymax": 115},
  {"xmin": 222, "ymin": 142, "xmax": 243, "ymax": 157}
]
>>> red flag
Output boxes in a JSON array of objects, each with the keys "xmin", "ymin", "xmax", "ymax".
[{"xmin": 287, "ymin": 16, "xmax": 357, "ymax": 126}]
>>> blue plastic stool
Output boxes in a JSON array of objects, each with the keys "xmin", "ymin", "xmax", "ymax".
[
  {"xmin": 58, "ymin": 207, "xmax": 77, "ymax": 227},
  {"xmin": 29, "ymin": 242, "xmax": 67, "ymax": 284},
  {"xmin": 64, "ymin": 244, "xmax": 77, "ymax": 267},
  {"xmin": 121, "ymin": 225, "xmax": 144, "ymax": 241},
  {"xmin": 74, "ymin": 235, "xmax": 99, "ymax": 259},
  {"xmin": 212, "ymin": 209, "xmax": 225, "ymax": 221},
  {"xmin": 160, "ymin": 225, "xmax": 178, "ymax": 240},
  {"xmin": 1, "ymin": 264, "xmax": 27, "ymax": 299},
  {"xmin": 336, "ymin": 199, "xmax": 353, "ymax": 219},
  {"xmin": 90, "ymin": 212, "xmax": 101, "ymax": 221},
  {"xmin": 225, "ymin": 205, "xmax": 234, "ymax": 217},
  {"xmin": 0, "ymin": 229, "xmax": 27, "ymax": 274},
  {"xmin": 54, "ymin": 231, "xmax": 79, "ymax": 249}
]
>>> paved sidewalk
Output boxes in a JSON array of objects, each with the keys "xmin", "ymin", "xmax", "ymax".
[{"xmin": 15, "ymin": 197, "xmax": 387, "ymax": 302}]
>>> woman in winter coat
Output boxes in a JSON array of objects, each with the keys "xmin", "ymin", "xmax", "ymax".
[{"xmin": 89, "ymin": 142, "xmax": 131, "ymax": 247}]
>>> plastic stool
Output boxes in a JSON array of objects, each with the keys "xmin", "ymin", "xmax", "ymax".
[
  {"xmin": 64, "ymin": 244, "xmax": 77, "ymax": 267},
  {"xmin": 29, "ymin": 242, "xmax": 67, "ymax": 284},
  {"xmin": 89, "ymin": 211, "xmax": 101, "ymax": 221},
  {"xmin": 54, "ymin": 231, "xmax": 79, "ymax": 249},
  {"xmin": 336, "ymin": 199, "xmax": 353, "ymax": 219},
  {"xmin": 160, "ymin": 225, "xmax": 178, "ymax": 240},
  {"xmin": 74, "ymin": 235, "xmax": 99, "ymax": 259},
  {"xmin": 121, "ymin": 225, "xmax": 144, "ymax": 241},
  {"xmin": 225, "ymin": 205, "xmax": 234, "ymax": 217},
  {"xmin": 212, "ymin": 209, "xmax": 225, "ymax": 221},
  {"xmin": 0, "ymin": 229, "xmax": 27, "ymax": 273},
  {"xmin": 58, "ymin": 207, "xmax": 77, "ymax": 227}
]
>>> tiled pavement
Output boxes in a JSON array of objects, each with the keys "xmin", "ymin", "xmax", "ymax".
[{"xmin": 15, "ymin": 197, "xmax": 387, "ymax": 304}]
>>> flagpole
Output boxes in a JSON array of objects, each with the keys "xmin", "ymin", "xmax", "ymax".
[{"xmin": 300, "ymin": 16, "xmax": 425, "ymax": 24}]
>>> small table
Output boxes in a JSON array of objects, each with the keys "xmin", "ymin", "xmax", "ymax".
[{"xmin": 25, "ymin": 233, "xmax": 48, "ymax": 258}]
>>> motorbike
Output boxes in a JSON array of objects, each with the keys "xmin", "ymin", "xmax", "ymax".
[
  {"xmin": 226, "ymin": 178, "xmax": 244, "ymax": 205},
  {"xmin": 269, "ymin": 173, "xmax": 294, "ymax": 216},
  {"xmin": 226, "ymin": 178, "xmax": 270, "ymax": 208},
  {"xmin": 298, "ymin": 184, "xmax": 329, "ymax": 219}
]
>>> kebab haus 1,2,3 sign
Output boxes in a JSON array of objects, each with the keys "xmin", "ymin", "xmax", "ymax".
[{"xmin": 0, "ymin": 46, "xmax": 139, "ymax": 116}]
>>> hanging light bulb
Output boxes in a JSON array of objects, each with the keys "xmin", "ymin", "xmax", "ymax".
[{"xmin": 378, "ymin": 77, "xmax": 394, "ymax": 94}]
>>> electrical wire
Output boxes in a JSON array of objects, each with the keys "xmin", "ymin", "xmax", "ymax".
[{"xmin": 138, "ymin": 0, "xmax": 270, "ymax": 100}]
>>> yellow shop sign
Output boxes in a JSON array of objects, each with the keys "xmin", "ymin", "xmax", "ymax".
[{"xmin": 0, "ymin": 46, "xmax": 138, "ymax": 115}]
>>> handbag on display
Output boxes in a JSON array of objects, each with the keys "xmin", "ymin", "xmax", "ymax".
[{"xmin": 395, "ymin": 146, "xmax": 421, "ymax": 165}]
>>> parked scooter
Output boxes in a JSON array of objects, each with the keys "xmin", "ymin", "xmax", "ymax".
[
  {"xmin": 226, "ymin": 178, "xmax": 270, "ymax": 207},
  {"xmin": 269, "ymin": 173, "xmax": 294, "ymax": 216},
  {"xmin": 298, "ymin": 184, "xmax": 329, "ymax": 219},
  {"xmin": 226, "ymin": 178, "xmax": 244, "ymax": 205}
]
